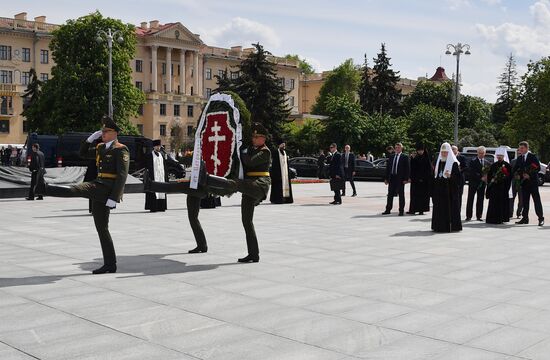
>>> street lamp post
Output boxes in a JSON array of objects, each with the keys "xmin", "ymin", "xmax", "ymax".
[
  {"xmin": 96, "ymin": 28, "xmax": 124, "ymax": 119},
  {"xmin": 445, "ymin": 42, "xmax": 471, "ymax": 145}
]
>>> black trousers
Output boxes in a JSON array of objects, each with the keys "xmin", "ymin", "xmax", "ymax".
[
  {"xmin": 510, "ymin": 185, "xmax": 523, "ymax": 218},
  {"xmin": 343, "ymin": 168, "xmax": 356, "ymax": 195},
  {"xmin": 242, "ymin": 194, "xmax": 259, "ymax": 257},
  {"xmin": 187, "ymin": 195, "xmax": 207, "ymax": 250},
  {"xmin": 28, "ymin": 171, "xmax": 38, "ymax": 199},
  {"xmin": 466, "ymin": 181, "xmax": 485, "ymax": 219},
  {"xmin": 522, "ymin": 185, "xmax": 544, "ymax": 220},
  {"xmin": 386, "ymin": 177, "xmax": 405, "ymax": 212}
]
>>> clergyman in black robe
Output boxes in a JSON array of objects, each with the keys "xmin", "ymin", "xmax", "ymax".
[
  {"xmin": 408, "ymin": 143, "xmax": 432, "ymax": 215},
  {"xmin": 486, "ymin": 148, "xmax": 512, "ymax": 224},
  {"xmin": 270, "ymin": 141, "xmax": 293, "ymax": 204},
  {"xmin": 431, "ymin": 142, "xmax": 462, "ymax": 233},
  {"xmin": 145, "ymin": 140, "xmax": 168, "ymax": 212}
]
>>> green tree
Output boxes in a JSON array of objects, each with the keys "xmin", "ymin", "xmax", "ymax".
[
  {"xmin": 283, "ymin": 118, "xmax": 325, "ymax": 156},
  {"xmin": 358, "ymin": 54, "xmax": 374, "ymax": 113},
  {"xmin": 311, "ymin": 59, "xmax": 359, "ymax": 115},
  {"xmin": 402, "ymin": 80, "xmax": 454, "ymax": 113},
  {"xmin": 369, "ymin": 43, "xmax": 402, "ymax": 115},
  {"xmin": 405, "ymin": 104, "xmax": 454, "ymax": 154},
  {"xmin": 215, "ymin": 43, "xmax": 290, "ymax": 141},
  {"xmin": 493, "ymin": 53, "xmax": 519, "ymax": 125},
  {"xmin": 504, "ymin": 57, "xmax": 550, "ymax": 159},
  {"xmin": 362, "ymin": 113, "xmax": 410, "ymax": 156},
  {"xmin": 24, "ymin": 12, "xmax": 144, "ymax": 134},
  {"xmin": 457, "ymin": 128, "xmax": 498, "ymax": 149},
  {"xmin": 21, "ymin": 68, "xmax": 43, "ymax": 131},
  {"xmin": 323, "ymin": 95, "xmax": 367, "ymax": 149},
  {"xmin": 284, "ymin": 54, "xmax": 315, "ymax": 75},
  {"xmin": 458, "ymin": 96, "xmax": 493, "ymax": 131}
]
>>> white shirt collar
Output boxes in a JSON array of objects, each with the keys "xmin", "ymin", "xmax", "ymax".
[{"xmin": 105, "ymin": 140, "xmax": 115, "ymax": 149}]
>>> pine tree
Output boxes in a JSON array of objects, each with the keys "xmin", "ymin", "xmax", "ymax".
[
  {"xmin": 358, "ymin": 54, "xmax": 374, "ymax": 113},
  {"xmin": 21, "ymin": 68, "xmax": 43, "ymax": 132},
  {"xmin": 493, "ymin": 53, "xmax": 518, "ymax": 124},
  {"xmin": 215, "ymin": 43, "xmax": 290, "ymax": 141},
  {"xmin": 370, "ymin": 43, "xmax": 402, "ymax": 115}
]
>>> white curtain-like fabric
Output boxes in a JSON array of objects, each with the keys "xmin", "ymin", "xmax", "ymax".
[
  {"xmin": 279, "ymin": 150, "xmax": 290, "ymax": 198},
  {"xmin": 495, "ymin": 146, "xmax": 513, "ymax": 198},
  {"xmin": 153, "ymin": 152, "xmax": 166, "ymax": 200},
  {"xmin": 434, "ymin": 142, "xmax": 459, "ymax": 178},
  {"xmin": 190, "ymin": 93, "xmax": 242, "ymax": 189}
]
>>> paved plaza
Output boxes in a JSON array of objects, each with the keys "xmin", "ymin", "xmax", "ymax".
[{"xmin": 2, "ymin": 181, "xmax": 550, "ymax": 359}]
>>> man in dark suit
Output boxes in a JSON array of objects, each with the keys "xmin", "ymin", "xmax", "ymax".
[
  {"xmin": 383, "ymin": 142, "xmax": 410, "ymax": 216},
  {"xmin": 466, "ymin": 146, "xmax": 488, "ymax": 221},
  {"xmin": 328, "ymin": 143, "xmax": 344, "ymax": 205},
  {"xmin": 513, "ymin": 141, "xmax": 544, "ymax": 226},
  {"xmin": 26, "ymin": 143, "xmax": 45, "ymax": 201},
  {"xmin": 342, "ymin": 144, "xmax": 357, "ymax": 197}
]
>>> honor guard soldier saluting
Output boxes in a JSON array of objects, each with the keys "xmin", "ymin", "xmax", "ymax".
[
  {"xmin": 36, "ymin": 116, "xmax": 130, "ymax": 274},
  {"xmin": 207, "ymin": 123, "xmax": 272, "ymax": 263}
]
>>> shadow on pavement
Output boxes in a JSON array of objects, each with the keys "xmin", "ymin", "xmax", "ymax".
[
  {"xmin": 0, "ymin": 253, "xmax": 240, "ymax": 288},
  {"xmin": 462, "ymin": 222, "xmax": 515, "ymax": 229},
  {"xmin": 391, "ymin": 230, "xmax": 437, "ymax": 237}
]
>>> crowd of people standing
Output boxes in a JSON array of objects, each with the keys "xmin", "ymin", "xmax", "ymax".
[{"xmin": 0, "ymin": 146, "xmax": 26, "ymax": 167}]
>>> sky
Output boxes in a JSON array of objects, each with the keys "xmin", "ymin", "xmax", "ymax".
[{"xmin": 3, "ymin": 0, "xmax": 550, "ymax": 103}]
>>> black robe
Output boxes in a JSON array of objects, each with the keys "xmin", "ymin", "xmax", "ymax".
[
  {"xmin": 145, "ymin": 151, "xmax": 168, "ymax": 212},
  {"xmin": 485, "ymin": 161, "xmax": 512, "ymax": 224},
  {"xmin": 431, "ymin": 161, "xmax": 462, "ymax": 232},
  {"xmin": 269, "ymin": 148, "xmax": 293, "ymax": 204},
  {"xmin": 409, "ymin": 153, "xmax": 433, "ymax": 213}
]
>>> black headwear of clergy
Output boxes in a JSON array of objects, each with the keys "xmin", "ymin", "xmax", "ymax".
[
  {"xmin": 102, "ymin": 115, "xmax": 121, "ymax": 133},
  {"xmin": 415, "ymin": 142, "xmax": 425, "ymax": 151},
  {"xmin": 152, "ymin": 139, "xmax": 161, "ymax": 147}
]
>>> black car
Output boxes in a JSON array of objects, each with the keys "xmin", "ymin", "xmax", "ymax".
[
  {"xmin": 288, "ymin": 157, "xmax": 327, "ymax": 178},
  {"xmin": 354, "ymin": 159, "xmax": 386, "ymax": 180}
]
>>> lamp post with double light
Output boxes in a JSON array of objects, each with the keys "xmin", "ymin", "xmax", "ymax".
[
  {"xmin": 445, "ymin": 43, "xmax": 471, "ymax": 145},
  {"xmin": 96, "ymin": 28, "xmax": 124, "ymax": 119}
]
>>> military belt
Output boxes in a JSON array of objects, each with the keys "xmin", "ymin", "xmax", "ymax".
[
  {"xmin": 97, "ymin": 173, "xmax": 117, "ymax": 179},
  {"xmin": 246, "ymin": 171, "xmax": 270, "ymax": 177}
]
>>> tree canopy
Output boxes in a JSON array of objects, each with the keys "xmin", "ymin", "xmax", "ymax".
[{"xmin": 311, "ymin": 59, "xmax": 359, "ymax": 115}]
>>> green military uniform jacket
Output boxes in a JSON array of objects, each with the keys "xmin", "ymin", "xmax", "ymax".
[
  {"xmin": 80, "ymin": 140, "xmax": 130, "ymax": 202},
  {"xmin": 240, "ymin": 145, "xmax": 272, "ymax": 202}
]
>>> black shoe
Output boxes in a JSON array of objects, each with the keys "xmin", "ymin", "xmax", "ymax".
[
  {"xmin": 382, "ymin": 211, "xmax": 391, "ymax": 215},
  {"xmin": 419, "ymin": 212, "xmax": 424, "ymax": 215},
  {"xmin": 238, "ymin": 255, "xmax": 259, "ymax": 263},
  {"xmin": 341, "ymin": 193, "xmax": 346, "ymax": 197},
  {"xmin": 516, "ymin": 218, "xmax": 529, "ymax": 225},
  {"xmin": 406, "ymin": 211, "xmax": 415, "ymax": 215},
  {"xmin": 188, "ymin": 247, "xmax": 208, "ymax": 254},
  {"xmin": 477, "ymin": 218, "xmax": 483, "ymax": 222},
  {"xmin": 465, "ymin": 218, "xmax": 472, "ymax": 221},
  {"xmin": 37, "ymin": 196, "xmax": 43, "ymax": 200},
  {"xmin": 92, "ymin": 264, "xmax": 117, "ymax": 274},
  {"xmin": 329, "ymin": 201, "xmax": 341, "ymax": 205},
  {"xmin": 398, "ymin": 212, "xmax": 404, "ymax": 216},
  {"xmin": 25, "ymin": 197, "xmax": 34, "ymax": 201},
  {"xmin": 351, "ymin": 193, "xmax": 357, "ymax": 197},
  {"xmin": 539, "ymin": 218, "xmax": 545, "ymax": 227}
]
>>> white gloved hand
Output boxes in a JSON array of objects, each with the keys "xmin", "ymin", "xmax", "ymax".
[
  {"xmin": 106, "ymin": 199, "xmax": 117, "ymax": 209},
  {"xmin": 87, "ymin": 130, "xmax": 103, "ymax": 143}
]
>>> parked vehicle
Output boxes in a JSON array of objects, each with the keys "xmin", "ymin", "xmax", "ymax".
[
  {"xmin": 354, "ymin": 159, "xmax": 386, "ymax": 180},
  {"xmin": 25, "ymin": 133, "xmax": 59, "ymax": 168},
  {"xmin": 288, "ymin": 157, "xmax": 327, "ymax": 178}
]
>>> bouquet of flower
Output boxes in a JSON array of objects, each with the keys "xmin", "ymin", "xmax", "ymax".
[
  {"xmin": 514, "ymin": 162, "xmax": 539, "ymax": 190},
  {"xmin": 478, "ymin": 163, "xmax": 492, "ymax": 189},
  {"xmin": 489, "ymin": 164, "xmax": 509, "ymax": 186}
]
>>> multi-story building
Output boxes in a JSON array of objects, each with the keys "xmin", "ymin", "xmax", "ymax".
[{"xmin": 0, "ymin": 13, "xmax": 301, "ymax": 146}]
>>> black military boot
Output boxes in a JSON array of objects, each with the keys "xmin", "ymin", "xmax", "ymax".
[
  {"xmin": 238, "ymin": 255, "xmax": 259, "ymax": 263},
  {"xmin": 92, "ymin": 264, "xmax": 117, "ymax": 274},
  {"xmin": 207, "ymin": 174, "xmax": 238, "ymax": 192},
  {"xmin": 188, "ymin": 246, "xmax": 208, "ymax": 254}
]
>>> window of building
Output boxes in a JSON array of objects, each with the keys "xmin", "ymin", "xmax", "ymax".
[
  {"xmin": 177, "ymin": 85, "xmax": 181, "ymax": 94},
  {"xmin": 138, "ymin": 104, "xmax": 144, "ymax": 115},
  {"xmin": 23, "ymin": 120, "xmax": 29, "ymax": 133},
  {"xmin": 187, "ymin": 125, "xmax": 193, "ymax": 136},
  {"xmin": 289, "ymin": 78, "xmax": 295, "ymax": 90},
  {"xmin": 0, "ymin": 70, "xmax": 13, "ymax": 84},
  {"xmin": 190, "ymin": 86, "xmax": 194, "ymax": 95},
  {"xmin": 160, "ymin": 103, "xmax": 166, "ymax": 116},
  {"xmin": 150, "ymin": 61, "xmax": 152, "ymax": 73},
  {"xmin": 0, "ymin": 45, "xmax": 11, "ymax": 60},
  {"xmin": 278, "ymin": 77, "xmax": 285, "ymax": 88},
  {"xmin": 136, "ymin": 59, "xmax": 143, "ymax": 72},
  {"xmin": 0, "ymin": 120, "xmax": 9, "ymax": 133},
  {"xmin": 162, "ymin": 63, "xmax": 166, "ymax": 75},
  {"xmin": 22, "ymin": 48, "xmax": 31, "ymax": 62},
  {"xmin": 164, "ymin": 84, "xmax": 167, "ymax": 93},
  {"xmin": 187, "ymin": 105, "xmax": 194, "ymax": 117},
  {"xmin": 205, "ymin": 88, "xmax": 212, "ymax": 98},
  {"xmin": 22, "ymin": 71, "xmax": 30, "ymax": 85},
  {"xmin": 137, "ymin": 124, "xmax": 143, "ymax": 135},
  {"xmin": 218, "ymin": 69, "xmax": 226, "ymax": 78},
  {"xmin": 40, "ymin": 49, "xmax": 49, "ymax": 64},
  {"xmin": 170, "ymin": 64, "xmax": 174, "ymax": 76},
  {"xmin": 135, "ymin": 81, "xmax": 143, "ymax": 91},
  {"xmin": 40, "ymin": 73, "xmax": 49, "ymax": 82},
  {"xmin": 160, "ymin": 124, "xmax": 167, "ymax": 136},
  {"xmin": 230, "ymin": 71, "xmax": 239, "ymax": 80},
  {"xmin": 0, "ymin": 96, "xmax": 13, "ymax": 115},
  {"xmin": 178, "ymin": 65, "xmax": 180, "ymax": 76},
  {"xmin": 174, "ymin": 104, "xmax": 180, "ymax": 116},
  {"xmin": 205, "ymin": 68, "xmax": 212, "ymax": 80},
  {"xmin": 288, "ymin": 96, "xmax": 295, "ymax": 107}
]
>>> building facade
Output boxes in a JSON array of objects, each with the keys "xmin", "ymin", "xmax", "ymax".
[{"xmin": 0, "ymin": 13, "xmax": 301, "ymax": 146}]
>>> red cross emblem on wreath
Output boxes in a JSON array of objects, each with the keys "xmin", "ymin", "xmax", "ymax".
[{"xmin": 200, "ymin": 111, "xmax": 236, "ymax": 177}]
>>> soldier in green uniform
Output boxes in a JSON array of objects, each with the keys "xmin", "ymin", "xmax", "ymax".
[{"xmin": 36, "ymin": 116, "xmax": 129, "ymax": 274}]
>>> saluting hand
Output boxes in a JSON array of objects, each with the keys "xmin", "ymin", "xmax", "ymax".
[{"xmin": 87, "ymin": 130, "xmax": 103, "ymax": 143}]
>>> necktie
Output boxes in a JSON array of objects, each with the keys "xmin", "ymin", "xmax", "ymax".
[
  {"xmin": 346, "ymin": 153, "xmax": 349, "ymax": 167},
  {"xmin": 393, "ymin": 154, "xmax": 399, "ymax": 175}
]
